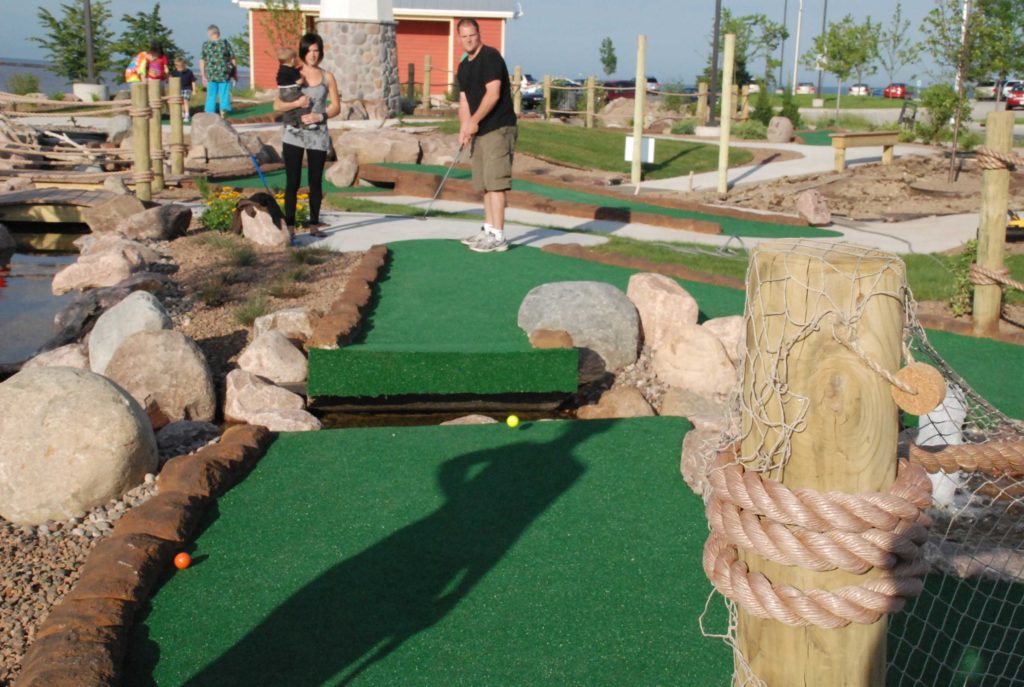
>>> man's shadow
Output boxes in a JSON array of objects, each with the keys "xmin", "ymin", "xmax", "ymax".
[{"xmin": 180, "ymin": 422, "xmax": 599, "ymax": 686}]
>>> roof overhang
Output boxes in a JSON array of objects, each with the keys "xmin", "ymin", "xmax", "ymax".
[{"xmin": 231, "ymin": 1, "xmax": 513, "ymax": 17}]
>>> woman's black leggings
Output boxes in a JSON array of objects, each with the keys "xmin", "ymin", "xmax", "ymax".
[{"xmin": 282, "ymin": 142, "xmax": 327, "ymax": 226}]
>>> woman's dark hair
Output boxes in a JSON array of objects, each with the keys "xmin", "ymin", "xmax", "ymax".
[
  {"xmin": 148, "ymin": 42, "xmax": 164, "ymax": 57},
  {"xmin": 298, "ymin": 33, "xmax": 324, "ymax": 65}
]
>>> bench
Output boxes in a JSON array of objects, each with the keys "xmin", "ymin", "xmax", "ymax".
[{"xmin": 829, "ymin": 131, "xmax": 899, "ymax": 172}]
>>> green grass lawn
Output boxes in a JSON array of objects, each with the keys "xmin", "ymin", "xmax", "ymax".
[
  {"xmin": 768, "ymin": 93, "xmax": 914, "ymax": 109},
  {"xmin": 431, "ymin": 120, "xmax": 753, "ymax": 180}
]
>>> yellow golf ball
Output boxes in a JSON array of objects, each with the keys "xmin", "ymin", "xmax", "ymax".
[{"xmin": 506, "ymin": 415, "xmax": 520, "ymax": 428}]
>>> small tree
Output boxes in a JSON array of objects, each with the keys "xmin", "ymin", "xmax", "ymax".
[
  {"xmin": 803, "ymin": 15, "xmax": 879, "ymax": 114},
  {"xmin": 229, "ymin": 27, "xmax": 251, "ymax": 68},
  {"xmin": 31, "ymin": 0, "xmax": 115, "ymax": 83},
  {"xmin": 599, "ymin": 37, "xmax": 617, "ymax": 77},
  {"xmin": 877, "ymin": 3, "xmax": 921, "ymax": 86},
  {"xmin": 751, "ymin": 81, "xmax": 775, "ymax": 125},
  {"xmin": 113, "ymin": 3, "xmax": 188, "ymax": 70},
  {"xmin": 779, "ymin": 87, "xmax": 801, "ymax": 128},
  {"xmin": 258, "ymin": 0, "xmax": 305, "ymax": 60}
]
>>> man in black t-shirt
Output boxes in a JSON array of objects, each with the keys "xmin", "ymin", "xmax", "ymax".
[{"xmin": 455, "ymin": 18, "xmax": 518, "ymax": 253}]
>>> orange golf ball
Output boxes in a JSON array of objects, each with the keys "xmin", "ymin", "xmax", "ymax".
[{"xmin": 173, "ymin": 552, "xmax": 192, "ymax": 570}]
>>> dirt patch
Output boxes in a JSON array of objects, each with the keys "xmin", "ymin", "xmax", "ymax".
[{"xmin": 682, "ymin": 153, "xmax": 1024, "ymax": 222}]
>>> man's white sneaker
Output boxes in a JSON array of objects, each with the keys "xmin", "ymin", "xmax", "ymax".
[
  {"xmin": 460, "ymin": 228, "xmax": 489, "ymax": 246},
  {"xmin": 469, "ymin": 235, "xmax": 509, "ymax": 253}
]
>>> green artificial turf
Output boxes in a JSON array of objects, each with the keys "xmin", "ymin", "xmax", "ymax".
[
  {"xmin": 923, "ymin": 330, "xmax": 1024, "ymax": 419},
  {"xmin": 214, "ymin": 168, "xmax": 389, "ymax": 194},
  {"xmin": 124, "ymin": 417, "xmax": 732, "ymax": 686},
  {"xmin": 223, "ymin": 101, "xmax": 276, "ymax": 120},
  {"xmin": 379, "ymin": 163, "xmax": 841, "ymax": 239},
  {"xmin": 796, "ymin": 130, "xmax": 836, "ymax": 146},
  {"xmin": 307, "ymin": 240, "xmax": 745, "ymax": 398}
]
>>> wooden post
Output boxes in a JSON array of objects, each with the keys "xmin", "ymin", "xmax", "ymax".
[
  {"xmin": 697, "ymin": 82, "xmax": 708, "ymax": 123},
  {"xmin": 407, "ymin": 63, "xmax": 415, "ymax": 102},
  {"xmin": 130, "ymin": 82, "xmax": 151, "ymax": 202},
  {"xmin": 422, "ymin": 55, "xmax": 431, "ymax": 111},
  {"xmin": 630, "ymin": 34, "xmax": 647, "ymax": 186},
  {"xmin": 168, "ymin": 76, "xmax": 185, "ymax": 176},
  {"xmin": 717, "ymin": 34, "xmax": 735, "ymax": 195},
  {"xmin": 741, "ymin": 84, "xmax": 750, "ymax": 120},
  {"xmin": 585, "ymin": 75, "xmax": 595, "ymax": 129},
  {"xmin": 732, "ymin": 84, "xmax": 740, "ymax": 115},
  {"xmin": 543, "ymin": 75, "xmax": 552, "ymax": 120},
  {"xmin": 973, "ymin": 110, "xmax": 1014, "ymax": 336},
  {"xmin": 147, "ymin": 80, "xmax": 164, "ymax": 193},
  {"xmin": 738, "ymin": 240, "xmax": 904, "ymax": 687},
  {"xmin": 513, "ymin": 65, "xmax": 523, "ymax": 116}
]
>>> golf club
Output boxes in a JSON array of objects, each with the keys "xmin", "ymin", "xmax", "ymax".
[{"xmin": 420, "ymin": 143, "xmax": 465, "ymax": 220}]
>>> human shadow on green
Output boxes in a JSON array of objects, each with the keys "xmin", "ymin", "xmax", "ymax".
[{"xmin": 181, "ymin": 422, "xmax": 597, "ymax": 686}]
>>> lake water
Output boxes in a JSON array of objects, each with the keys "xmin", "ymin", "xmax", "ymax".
[{"xmin": 0, "ymin": 253, "xmax": 76, "ymax": 366}]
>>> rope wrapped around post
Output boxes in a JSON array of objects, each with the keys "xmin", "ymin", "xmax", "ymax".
[
  {"xmin": 969, "ymin": 263, "xmax": 1024, "ymax": 292},
  {"xmin": 131, "ymin": 170, "xmax": 154, "ymax": 184},
  {"xmin": 703, "ymin": 451, "xmax": 933, "ymax": 628},
  {"xmin": 975, "ymin": 147, "xmax": 1024, "ymax": 171}
]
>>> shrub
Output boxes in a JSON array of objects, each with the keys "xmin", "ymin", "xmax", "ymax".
[
  {"xmin": 7, "ymin": 74, "xmax": 40, "ymax": 96},
  {"xmin": 949, "ymin": 239, "xmax": 978, "ymax": 317},
  {"xmin": 233, "ymin": 295, "xmax": 269, "ymax": 326},
  {"xmin": 671, "ymin": 119, "xmax": 696, "ymax": 135},
  {"xmin": 289, "ymin": 247, "xmax": 332, "ymax": 265},
  {"xmin": 201, "ymin": 232, "xmax": 241, "ymax": 249},
  {"xmin": 751, "ymin": 84, "xmax": 774, "ymax": 126},
  {"xmin": 197, "ymin": 277, "xmax": 229, "ymax": 307},
  {"xmin": 226, "ymin": 244, "xmax": 257, "ymax": 268},
  {"xmin": 957, "ymin": 130, "xmax": 982, "ymax": 151},
  {"xmin": 898, "ymin": 129, "xmax": 918, "ymax": 144},
  {"xmin": 195, "ymin": 176, "xmax": 212, "ymax": 200},
  {"xmin": 732, "ymin": 120, "xmax": 767, "ymax": 140},
  {"xmin": 779, "ymin": 88, "xmax": 801, "ymax": 128},
  {"xmin": 200, "ymin": 187, "xmax": 242, "ymax": 232},
  {"xmin": 265, "ymin": 278, "xmax": 306, "ymax": 299},
  {"xmin": 49, "ymin": 91, "xmax": 66, "ymax": 102},
  {"xmin": 918, "ymin": 84, "xmax": 971, "ymax": 144}
]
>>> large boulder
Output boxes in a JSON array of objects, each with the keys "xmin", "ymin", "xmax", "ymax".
[
  {"xmin": 0, "ymin": 367, "xmax": 157, "ymax": 525},
  {"xmin": 326, "ymin": 153, "xmax": 359, "ymax": 188},
  {"xmin": 88, "ymin": 290, "xmax": 172, "ymax": 374},
  {"xmin": 420, "ymin": 135, "xmax": 460, "ymax": 166},
  {"xmin": 46, "ymin": 286, "xmax": 132, "ymax": 350},
  {"xmin": 187, "ymin": 114, "xmax": 272, "ymax": 173},
  {"xmin": 518, "ymin": 281, "xmax": 639, "ymax": 371},
  {"xmin": 78, "ymin": 234, "xmax": 161, "ymax": 265},
  {"xmin": 22, "ymin": 342, "xmax": 89, "ymax": 370},
  {"xmin": 661, "ymin": 387, "xmax": 732, "ymax": 433},
  {"xmin": 626, "ymin": 273, "xmax": 699, "ymax": 351},
  {"xmin": 651, "ymin": 324, "xmax": 737, "ymax": 400},
  {"xmin": 244, "ymin": 409, "xmax": 321, "ymax": 432},
  {"xmin": 333, "ymin": 129, "xmax": 421, "ymax": 166},
  {"xmin": 241, "ymin": 205, "xmax": 291, "ymax": 248},
  {"xmin": 767, "ymin": 116, "xmax": 794, "ymax": 144},
  {"xmin": 596, "ymin": 97, "xmax": 635, "ymax": 129},
  {"xmin": 105, "ymin": 330, "xmax": 217, "ymax": 429},
  {"xmin": 796, "ymin": 189, "xmax": 832, "ymax": 226},
  {"xmin": 224, "ymin": 369, "xmax": 305, "ymax": 423},
  {"xmin": 701, "ymin": 316, "xmax": 745, "ymax": 366},
  {"xmin": 577, "ymin": 387, "xmax": 655, "ymax": 420},
  {"xmin": 680, "ymin": 428, "xmax": 719, "ymax": 495},
  {"xmin": 51, "ymin": 247, "xmax": 145, "ymax": 295},
  {"xmin": 80, "ymin": 195, "xmax": 147, "ymax": 233},
  {"xmin": 237, "ymin": 330, "xmax": 308, "ymax": 384},
  {"xmin": 254, "ymin": 306, "xmax": 315, "ymax": 343},
  {"xmin": 114, "ymin": 204, "xmax": 192, "ymax": 241}
]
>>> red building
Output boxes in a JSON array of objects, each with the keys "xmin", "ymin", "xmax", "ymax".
[{"xmin": 232, "ymin": 1, "xmax": 520, "ymax": 94}]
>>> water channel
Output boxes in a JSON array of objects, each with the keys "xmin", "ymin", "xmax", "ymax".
[{"xmin": 0, "ymin": 253, "xmax": 76, "ymax": 367}]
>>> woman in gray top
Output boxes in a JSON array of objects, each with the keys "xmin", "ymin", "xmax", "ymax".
[{"xmin": 273, "ymin": 33, "xmax": 341, "ymax": 237}]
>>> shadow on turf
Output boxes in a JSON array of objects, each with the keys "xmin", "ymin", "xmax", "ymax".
[{"xmin": 150, "ymin": 421, "xmax": 606, "ymax": 686}]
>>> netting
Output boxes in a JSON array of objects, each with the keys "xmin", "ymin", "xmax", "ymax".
[{"xmin": 691, "ymin": 239, "xmax": 1024, "ymax": 686}]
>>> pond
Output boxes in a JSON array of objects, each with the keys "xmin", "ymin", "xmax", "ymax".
[{"xmin": 0, "ymin": 253, "xmax": 76, "ymax": 367}]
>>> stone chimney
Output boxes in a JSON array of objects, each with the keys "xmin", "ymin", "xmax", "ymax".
[{"xmin": 317, "ymin": 0, "xmax": 401, "ymax": 117}]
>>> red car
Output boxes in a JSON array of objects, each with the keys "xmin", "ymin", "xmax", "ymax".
[
  {"xmin": 1008, "ymin": 85, "xmax": 1024, "ymax": 110},
  {"xmin": 884, "ymin": 83, "xmax": 908, "ymax": 99}
]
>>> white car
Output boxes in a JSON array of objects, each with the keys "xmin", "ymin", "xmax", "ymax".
[{"xmin": 848, "ymin": 83, "xmax": 870, "ymax": 96}]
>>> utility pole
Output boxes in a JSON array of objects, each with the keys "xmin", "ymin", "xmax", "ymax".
[
  {"xmin": 790, "ymin": 0, "xmax": 804, "ymax": 95},
  {"xmin": 815, "ymin": 0, "xmax": 828, "ymax": 96},
  {"xmin": 83, "ymin": 0, "xmax": 96, "ymax": 83},
  {"xmin": 779, "ymin": 0, "xmax": 788, "ymax": 88},
  {"xmin": 708, "ymin": 0, "xmax": 722, "ymax": 125}
]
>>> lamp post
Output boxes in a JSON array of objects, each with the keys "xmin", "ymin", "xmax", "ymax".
[
  {"xmin": 708, "ymin": 0, "xmax": 722, "ymax": 125},
  {"xmin": 815, "ymin": 0, "xmax": 828, "ymax": 96},
  {"xmin": 83, "ymin": 0, "xmax": 96, "ymax": 83},
  {"xmin": 778, "ymin": 0, "xmax": 788, "ymax": 88},
  {"xmin": 790, "ymin": 0, "xmax": 804, "ymax": 95}
]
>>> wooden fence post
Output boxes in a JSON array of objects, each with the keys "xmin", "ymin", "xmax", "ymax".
[
  {"xmin": 130, "ymin": 82, "xmax": 151, "ymax": 202},
  {"xmin": 697, "ymin": 82, "xmax": 708, "ymax": 123},
  {"xmin": 741, "ymin": 84, "xmax": 750, "ymax": 120},
  {"xmin": 586, "ymin": 75, "xmax": 595, "ymax": 129},
  {"xmin": 973, "ymin": 110, "xmax": 1014, "ymax": 336},
  {"xmin": 738, "ymin": 240, "xmax": 903, "ymax": 686},
  {"xmin": 543, "ymin": 75, "xmax": 552, "ymax": 120},
  {"xmin": 168, "ymin": 76, "xmax": 185, "ymax": 176},
  {"xmin": 630, "ymin": 34, "xmax": 647, "ymax": 186},
  {"xmin": 513, "ymin": 65, "xmax": 522, "ymax": 116},
  {"xmin": 717, "ymin": 34, "xmax": 735, "ymax": 195},
  {"xmin": 147, "ymin": 80, "xmax": 164, "ymax": 193},
  {"xmin": 422, "ymin": 55, "xmax": 431, "ymax": 111},
  {"xmin": 407, "ymin": 63, "xmax": 415, "ymax": 102}
]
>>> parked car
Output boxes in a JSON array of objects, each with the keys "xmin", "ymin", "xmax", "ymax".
[
  {"xmin": 520, "ymin": 73, "xmax": 540, "ymax": 96},
  {"xmin": 975, "ymin": 81, "xmax": 999, "ymax": 100},
  {"xmin": 883, "ymin": 83, "xmax": 908, "ymax": 99},
  {"xmin": 747, "ymin": 82, "xmax": 761, "ymax": 94},
  {"xmin": 1003, "ymin": 80, "xmax": 1023, "ymax": 99},
  {"xmin": 1007, "ymin": 84, "xmax": 1024, "ymax": 110},
  {"xmin": 848, "ymin": 83, "xmax": 870, "ymax": 96},
  {"xmin": 795, "ymin": 82, "xmax": 816, "ymax": 95}
]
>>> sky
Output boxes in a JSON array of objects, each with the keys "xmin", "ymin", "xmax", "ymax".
[{"xmin": 2, "ymin": 0, "xmax": 942, "ymax": 87}]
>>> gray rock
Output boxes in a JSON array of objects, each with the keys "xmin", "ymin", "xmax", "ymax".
[
  {"xmin": 105, "ymin": 330, "xmax": 217, "ymax": 429},
  {"xmin": 253, "ymin": 306, "xmax": 315, "ymax": 343},
  {"xmin": 156, "ymin": 420, "xmax": 221, "ymax": 457},
  {"xmin": 518, "ymin": 281, "xmax": 640, "ymax": 371},
  {"xmin": 333, "ymin": 129, "xmax": 421, "ymax": 166},
  {"xmin": 626, "ymin": 272, "xmax": 699, "ymax": 352},
  {"xmin": 114, "ymin": 204, "xmax": 192, "ymax": 241},
  {"xmin": 102, "ymin": 175, "xmax": 131, "ymax": 195},
  {"xmin": 326, "ymin": 153, "xmax": 359, "ymax": 188},
  {"xmin": 440, "ymin": 414, "xmax": 499, "ymax": 426},
  {"xmin": 651, "ymin": 324, "xmax": 736, "ymax": 400},
  {"xmin": 419, "ymin": 134, "xmax": 460, "ymax": 166},
  {"xmin": 46, "ymin": 286, "xmax": 131, "ymax": 350},
  {"xmin": 80, "ymin": 194, "xmax": 146, "ymax": 233},
  {"xmin": 237, "ymin": 330, "xmax": 308, "ymax": 384},
  {"xmin": 88, "ymin": 290, "xmax": 172, "ymax": 374},
  {"xmin": 102, "ymin": 114, "xmax": 133, "ymax": 145},
  {"xmin": 0, "ymin": 367, "xmax": 157, "ymax": 525},
  {"xmin": 577, "ymin": 387, "xmax": 655, "ymax": 419},
  {"xmin": 767, "ymin": 116, "xmax": 794, "ymax": 144},
  {"xmin": 77, "ymin": 233, "xmax": 160, "ymax": 265},
  {"xmin": 51, "ymin": 246, "xmax": 144, "ymax": 295},
  {"xmin": 241, "ymin": 206, "xmax": 290, "ymax": 248},
  {"xmin": 244, "ymin": 408, "xmax": 321, "ymax": 432},
  {"xmin": 796, "ymin": 189, "xmax": 832, "ymax": 226},
  {"xmin": 224, "ymin": 369, "xmax": 305, "ymax": 423},
  {"xmin": 22, "ymin": 343, "xmax": 89, "ymax": 370}
]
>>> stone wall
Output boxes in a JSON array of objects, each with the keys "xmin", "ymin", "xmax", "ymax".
[{"xmin": 316, "ymin": 19, "xmax": 401, "ymax": 118}]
